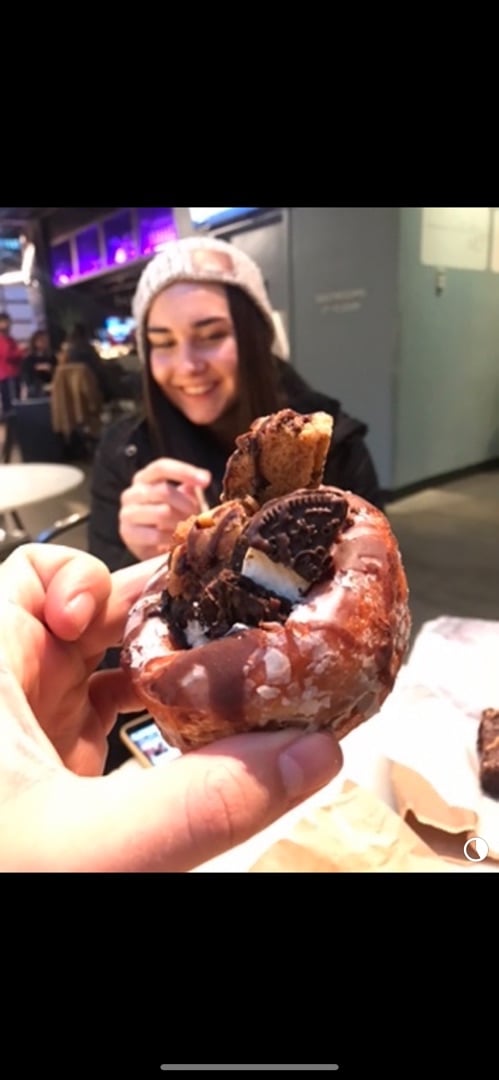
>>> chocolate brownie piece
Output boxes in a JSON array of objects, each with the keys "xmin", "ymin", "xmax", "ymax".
[{"xmin": 477, "ymin": 708, "xmax": 499, "ymax": 798}]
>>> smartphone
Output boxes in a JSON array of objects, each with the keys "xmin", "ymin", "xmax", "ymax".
[{"xmin": 120, "ymin": 715, "xmax": 181, "ymax": 768}]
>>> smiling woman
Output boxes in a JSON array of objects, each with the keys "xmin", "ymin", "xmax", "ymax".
[
  {"xmin": 146, "ymin": 282, "xmax": 239, "ymax": 427},
  {"xmin": 87, "ymin": 235, "xmax": 383, "ymax": 772}
]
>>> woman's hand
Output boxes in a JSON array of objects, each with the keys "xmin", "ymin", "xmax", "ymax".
[
  {"xmin": 119, "ymin": 458, "xmax": 212, "ymax": 561},
  {"xmin": 0, "ymin": 545, "xmax": 343, "ymax": 872}
]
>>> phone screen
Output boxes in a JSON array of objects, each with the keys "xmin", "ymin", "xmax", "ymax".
[{"xmin": 125, "ymin": 718, "xmax": 180, "ymax": 767}]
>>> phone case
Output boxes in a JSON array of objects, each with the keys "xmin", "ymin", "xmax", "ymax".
[{"xmin": 119, "ymin": 716, "xmax": 179, "ymax": 768}]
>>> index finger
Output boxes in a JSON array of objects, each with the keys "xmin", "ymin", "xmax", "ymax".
[
  {"xmin": 1, "ymin": 545, "xmax": 167, "ymax": 651},
  {"xmin": 77, "ymin": 555, "xmax": 169, "ymax": 657},
  {"xmin": 0, "ymin": 544, "xmax": 111, "ymax": 626},
  {"xmin": 134, "ymin": 458, "xmax": 211, "ymax": 487}
]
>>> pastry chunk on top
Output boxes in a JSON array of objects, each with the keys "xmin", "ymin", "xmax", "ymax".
[{"xmin": 222, "ymin": 408, "xmax": 334, "ymax": 505}]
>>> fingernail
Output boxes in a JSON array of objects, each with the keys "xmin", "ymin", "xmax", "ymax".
[
  {"xmin": 278, "ymin": 732, "xmax": 343, "ymax": 800},
  {"xmin": 65, "ymin": 592, "xmax": 97, "ymax": 632}
]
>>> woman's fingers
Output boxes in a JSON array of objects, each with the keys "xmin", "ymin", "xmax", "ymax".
[
  {"xmin": 120, "ymin": 487, "xmax": 198, "ymax": 528},
  {"xmin": 120, "ymin": 503, "xmax": 172, "ymax": 529},
  {"xmin": 132, "ymin": 459, "xmax": 211, "ymax": 488},
  {"xmin": 121, "ymin": 481, "xmax": 172, "ymax": 507},
  {"xmin": 119, "ymin": 459, "xmax": 213, "ymax": 561},
  {"xmin": 121, "ymin": 479, "xmax": 202, "ymax": 513},
  {"xmin": 164, "ymin": 483, "xmax": 202, "ymax": 516},
  {"xmin": 119, "ymin": 483, "xmax": 203, "ymax": 562},
  {"xmin": 119, "ymin": 522, "xmax": 162, "ymax": 545}
]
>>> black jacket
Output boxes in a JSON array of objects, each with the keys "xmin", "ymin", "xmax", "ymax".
[
  {"xmin": 21, "ymin": 351, "xmax": 56, "ymax": 397},
  {"xmin": 88, "ymin": 368, "xmax": 383, "ymax": 573}
]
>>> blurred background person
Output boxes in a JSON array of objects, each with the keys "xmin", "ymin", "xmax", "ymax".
[
  {"xmin": 21, "ymin": 329, "xmax": 57, "ymax": 399},
  {"xmin": 0, "ymin": 311, "xmax": 23, "ymax": 417},
  {"xmin": 66, "ymin": 321, "xmax": 113, "ymax": 402}
]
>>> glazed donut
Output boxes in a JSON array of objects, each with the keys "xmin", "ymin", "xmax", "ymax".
[{"xmin": 121, "ymin": 410, "xmax": 411, "ymax": 751}]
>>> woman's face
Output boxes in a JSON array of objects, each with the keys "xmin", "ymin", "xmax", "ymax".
[
  {"xmin": 34, "ymin": 332, "xmax": 49, "ymax": 352},
  {"xmin": 146, "ymin": 282, "xmax": 239, "ymax": 425}
]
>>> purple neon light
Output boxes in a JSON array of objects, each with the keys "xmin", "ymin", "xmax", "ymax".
[
  {"xmin": 104, "ymin": 210, "xmax": 137, "ymax": 267},
  {"xmin": 51, "ymin": 209, "xmax": 178, "ymax": 287},
  {"xmin": 76, "ymin": 226, "xmax": 104, "ymax": 276},
  {"xmin": 138, "ymin": 208, "xmax": 177, "ymax": 255},
  {"xmin": 50, "ymin": 240, "xmax": 74, "ymax": 286}
]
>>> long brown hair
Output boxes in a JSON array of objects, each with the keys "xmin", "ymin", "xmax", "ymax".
[{"xmin": 142, "ymin": 283, "xmax": 283, "ymax": 457}]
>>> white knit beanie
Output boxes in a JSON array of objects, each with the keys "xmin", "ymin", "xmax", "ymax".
[{"xmin": 132, "ymin": 236, "xmax": 289, "ymax": 364}]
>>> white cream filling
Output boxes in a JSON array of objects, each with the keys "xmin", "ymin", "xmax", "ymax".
[
  {"xmin": 185, "ymin": 620, "xmax": 210, "ymax": 648},
  {"xmin": 184, "ymin": 547, "xmax": 309, "ymax": 648},
  {"xmin": 241, "ymin": 547, "xmax": 309, "ymax": 603},
  {"xmin": 184, "ymin": 619, "xmax": 250, "ymax": 648},
  {"xmin": 182, "ymin": 553, "xmax": 362, "ymax": 647}
]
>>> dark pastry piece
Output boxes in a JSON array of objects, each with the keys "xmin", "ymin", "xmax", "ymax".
[{"xmin": 477, "ymin": 708, "xmax": 499, "ymax": 799}]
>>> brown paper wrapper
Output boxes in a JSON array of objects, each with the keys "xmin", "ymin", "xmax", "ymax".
[
  {"xmin": 380, "ymin": 684, "xmax": 499, "ymax": 861},
  {"xmin": 249, "ymin": 781, "xmax": 458, "ymax": 873},
  {"xmin": 390, "ymin": 762, "xmax": 477, "ymax": 834},
  {"xmin": 195, "ymin": 617, "xmax": 499, "ymax": 873},
  {"xmin": 360, "ymin": 618, "xmax": 499, "ymax": 864}
]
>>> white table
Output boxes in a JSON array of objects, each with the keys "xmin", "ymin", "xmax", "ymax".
[
  {"xmin": 0, "ymin": 463, "xmax": 85, "ymax": 553},
  {"xmin": 0, "ymin": 463, "xmax": 84, "ymax": 514}
]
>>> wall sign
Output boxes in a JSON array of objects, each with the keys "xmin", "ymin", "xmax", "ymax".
[{"xmin": 421, "ymin": 207, "xmax": 491, "ymax": 271}]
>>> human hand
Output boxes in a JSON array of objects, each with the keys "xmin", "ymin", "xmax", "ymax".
[
  {"xmin": 0, "ymin": 543, "xmax": 161, "ymax": 776},
  {"xmin": 0, "ymin": 545, "xmax": 343, "ymax": 871},
  {"xmin": 119, "ymin": 457, "xmax": 212, "ymax": 561}
]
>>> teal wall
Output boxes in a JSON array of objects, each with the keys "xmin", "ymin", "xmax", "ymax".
[
  {"xmin": 395, "ymin": 207, "xmax": 499, "ymax": 487},
  {"xmin": 289, "ymin": 207, "xmax": 399, "ymax": 489}
]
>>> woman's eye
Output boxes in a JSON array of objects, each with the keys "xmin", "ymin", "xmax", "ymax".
[
  {"xmin": 198, "ymin": 331, "xmax": 227, "ymax": 345},
  {"xmin": 151, "ymin": 341, "xmax": 174, "ymax": 352}
]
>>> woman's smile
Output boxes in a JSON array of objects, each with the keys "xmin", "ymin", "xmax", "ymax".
[{"xmin": 174, "ymin": 381, "xmax": 219, "ymax": 397}]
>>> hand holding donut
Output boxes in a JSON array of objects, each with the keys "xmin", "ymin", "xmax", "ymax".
[
  {"xmin": 0, "ymin": 544, "xmax": 342, "ymax": 871},
  {"xmin": 122, "ymin": 410, "xmax": 411, "ymax": 751},
  {"xmin": 119, "ymin": 458, "xmax": 212, "ymax": 561}
]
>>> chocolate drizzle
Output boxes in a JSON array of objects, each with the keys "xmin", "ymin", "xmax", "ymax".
[
  {"xmin": 160, "ymin": 487, "xmax": 351, "ymax": 647},
  {"xmin": 167, "ymin": 499, "xmax": 255, "ymax": 601}
]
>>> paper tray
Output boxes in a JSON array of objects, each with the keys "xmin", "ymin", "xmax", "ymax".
[{"xmin": 194, "ymin": 616, "xmax": 499, "ymax": 872}]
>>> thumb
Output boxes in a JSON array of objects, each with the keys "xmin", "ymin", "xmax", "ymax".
[{"xmin": 9, "ymin": 729, "xmax": 343, "ymax": 871}]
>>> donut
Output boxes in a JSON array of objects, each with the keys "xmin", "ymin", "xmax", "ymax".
[{"xmin": 121, "ymin": 409, "xmax": 411, "ymax": 751}]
